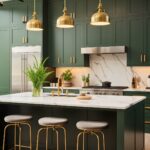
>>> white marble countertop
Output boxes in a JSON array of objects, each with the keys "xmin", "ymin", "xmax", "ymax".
[{"xmin": 0, "ymin": 92, "xmax": 145, "ymax": 110}]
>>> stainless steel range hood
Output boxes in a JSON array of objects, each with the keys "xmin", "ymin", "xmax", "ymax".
[{"xmin": 81, "ymin": 46, "xmax": 126, "ymax": 54}]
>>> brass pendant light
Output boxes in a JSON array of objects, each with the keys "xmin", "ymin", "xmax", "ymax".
[
  {"xmin": 91, "ymin": 0, "xmax": 110, "ymax": 26},
  {"xmin": 56, "ymin": 0, "xmax": 74, "ymax": 28},
  {"xmin": 26, "ymin": 0, "xmax": 43, "ymax": 31}
]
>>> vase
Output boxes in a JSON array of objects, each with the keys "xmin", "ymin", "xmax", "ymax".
[
  {"xmin": 62, "ymin": 81, "xmax": 72, "ymax": 87},
  {"xmin": 32, "ymin": 87, "xmax": 41, "ymax": 97}
]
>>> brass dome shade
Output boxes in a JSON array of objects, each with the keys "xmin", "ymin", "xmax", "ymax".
[
  {"xmin": 91, "ymin": 0, "xmax": 110, "ymax": 26},
  {"xmin": 26, "ymin": 0, "xmax": 43, "ymax": 31},
  {"xmin": 56, "ymin": 0, "xmax": 74, "ymax": 28}
]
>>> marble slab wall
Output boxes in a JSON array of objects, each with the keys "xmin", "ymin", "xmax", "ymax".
[{"xmin": 56, "ymin": 54, "xmax": 150, "ymax": 87}]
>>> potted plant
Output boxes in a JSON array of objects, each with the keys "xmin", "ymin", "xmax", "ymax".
[
  {"xmin": 61, "ymin": 69, "xmax": 73, "ymax": 87},
  {"xmin": 82, "ymin": 74, "xmax": 90, "ymax": 87},
  {"xmin": 26, "ymin": 57, "xmax": 53, "ymax": 96}
]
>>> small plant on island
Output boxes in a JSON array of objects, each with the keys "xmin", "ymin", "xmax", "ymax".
[
  {"xmin": 61, "ymin": 69, "xmax": 73, "ymax": 87},
  {"xmin": 26, "ymin": 57, "xmax": 53, "ymax": 96}
]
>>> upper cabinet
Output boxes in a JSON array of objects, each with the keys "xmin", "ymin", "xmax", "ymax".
[{"xmin": 10, "ymin": 0, "xmax": 43, "ymax": 47}]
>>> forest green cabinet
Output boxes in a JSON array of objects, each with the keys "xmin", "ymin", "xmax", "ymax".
[
  {"xmin": 11, "ymin": 0, "xmax": 28, "ymax": 27},
  {"xmin": 0, "ymin": 29, "xmax": 10, "ymax": 94},
  {"xmin": 123, "ymin": 91, "xmax": 150, "ymax": 133}
]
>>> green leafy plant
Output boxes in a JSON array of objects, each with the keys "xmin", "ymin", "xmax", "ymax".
[
  {"xmin": 61, "ymin": 69, "xmax": 73, "ymax": 81},
  {"xmin": 26, "ymin": 57, "xmax": 53, "ymax": 96},
  {"xmin": 82, "ymin": 74, "xmax": 90, "ymax": 83}
]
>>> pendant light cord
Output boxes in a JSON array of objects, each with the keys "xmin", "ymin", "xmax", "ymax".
[
  {"xmin": 63, "ymin": 0, "xmax": 67, "ymax": 14},
  {"xmin": 34, "ymin": 0, "xmax": 36, "ymax": 12}
]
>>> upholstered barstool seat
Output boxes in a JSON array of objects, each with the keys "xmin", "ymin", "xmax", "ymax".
[
  {"xmin": 4, "ymin": 115, "xmax": 32, "ymax": 123},
  {"xmin": 36, "ymin": 117, "xmax": 68, "ymax": 150},
  {"xmin": 76, "ymin": 121, "xmax": 108, "ymax": 130},
  {"xmin": 2, "ymin": 114, "xmax": 32, "ymax": 150},
  {"xmin": 76, "ymin": 120, "xmax": 108, "ymax": 150},
  {"xmin": 38, "ymin": 117, "xmax": 68, "ymax": 126}
]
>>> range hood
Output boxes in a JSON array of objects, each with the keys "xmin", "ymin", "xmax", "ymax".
[{"xmin": 81, "ymin": 46, "xmax": 126, "ymax": 54}]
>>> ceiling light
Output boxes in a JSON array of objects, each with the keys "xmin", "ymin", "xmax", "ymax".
[
  {"xmin": 26, "ymin": 0, "xmax": 43, "ymax": 31},
  {"xmin": 56, "ymin": 0, "xmax": 74, "ymax": 28},
  {"xmin": 91, "ymin": 0, "xmax": 110, "ymax": 26}
]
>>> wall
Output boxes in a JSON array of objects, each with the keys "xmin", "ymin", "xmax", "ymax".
[{"xmin": 56, "ymin": 54, "xmax": 150, "ymax": 87}]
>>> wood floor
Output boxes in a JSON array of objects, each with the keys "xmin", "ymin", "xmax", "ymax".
[{"xmin": 145, "ymin": 134, "xmax": 150, "ymax": 150}]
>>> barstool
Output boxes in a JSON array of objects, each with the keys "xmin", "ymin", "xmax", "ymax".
[
  {"xmin": 2, "ymin": 114, "xmax": 32, "ymax": 150},
  {"xmin": 76, "ymin": 121, "xmax": 108, "ymax": 150},
  {"xmin": 36, "ymin": 117, "xmax": 68, "ymax": 150}
]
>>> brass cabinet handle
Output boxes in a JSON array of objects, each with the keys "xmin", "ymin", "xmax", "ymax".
[
  {"xmin": 73, "ymin": 56, "xmax": 76, "ymax": 64},
  {"xmin": 22, "ymin": 37, "xmax": 25, "ymax": 43},
  {"xmin": 24, "ymin": 37, "xmax": 27, "ymax": 43},
  {"xmin": 70, "ymin": 57, "xmax": 72, "ymax": 64},
  {"xmin": 22, "ymin": 37, "xmax": 27, "ymax": 44},
  {"xmin": 24, "ymin": 16, "xmax": 27, "ymax": 23},
  {"xmin": 140, "ymin": 54, "xmax": 143, "ymax": 63},
  {"xmin": 57, "ymin": 57, "xmax": 60, "ymax": 64},
  {"xmin": 144, "ymin": 54, "xmax": 146, "ymax": 63}
]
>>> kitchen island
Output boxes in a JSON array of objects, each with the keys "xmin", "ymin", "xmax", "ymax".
[{"xmin": 0, "ymin": 93, "xmax": 145, "ymax": 150}]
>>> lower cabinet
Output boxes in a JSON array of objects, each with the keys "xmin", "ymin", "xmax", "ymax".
[{"xmin": 123, "ymin": 91, "xmax": 150, "ymax": 133}]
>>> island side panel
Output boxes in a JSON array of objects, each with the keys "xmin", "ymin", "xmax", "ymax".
[{"xmin": 117, "ymin": 101, "xmax": 144, "ymax": 150}]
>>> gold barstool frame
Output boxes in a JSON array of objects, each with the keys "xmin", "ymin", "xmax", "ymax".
[
  {"xmin": 2, "ymin": 121, "xmax": 32, "ymax": 150},
  {"xmin": 36, "ymin": 125, "xmax": 67, "ymax": 150},
  {"xmin": 76, "ymin": 129, "xmax": 106, "ymax": 150}
]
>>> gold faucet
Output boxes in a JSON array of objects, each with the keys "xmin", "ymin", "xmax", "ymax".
[{"xmin": 57, "ymin": 78, "xmax": 62, "ymax": 96}]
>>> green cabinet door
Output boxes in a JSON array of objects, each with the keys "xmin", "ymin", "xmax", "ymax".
[
  {"xmin": 50, "ymin": 26, "xmax": 64, "ymax": 67},
  {"xmin": 75, "ymin": 23, "xmax": 89, "ymax": 67},
  {"xmin": 64, "ymin": 28, "xmax": 75, "ymax": 66},
  {"xmin": 128, "ymin": 18, "xmax": 145, "ymax": 66},
  {"xmin": 0, "ymin": 3, "xmax": 10, "ymax": 28},
  {"xmin": 12, "ymin": 28, "xmax": 28, "ymax": 46},
  {"xmin": 0, "ymin": 29, "xmax": 10, "ymax": 94},
  {"xmin": 11, "ymin": 0, "xmax": 28, "ymax": 28}
]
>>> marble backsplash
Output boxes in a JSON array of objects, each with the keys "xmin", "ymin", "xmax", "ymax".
[{"xmin": 56, "ymin": 54, "xmax": 150, "ymax": 87}]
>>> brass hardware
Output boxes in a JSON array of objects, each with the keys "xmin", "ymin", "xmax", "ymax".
[
  {"xmin": 76, "ymin": 129, "xmax": 106, "ymax": 150},
  {"xmin": 24, "ymin": 16, "xmax": 27, "ymax": 23},
  {"xmin": 2, "ymin": 122, "xmax": 32, "ymax": 150},
  {"xmin": 140, "ymin": 54, "xmax": 143, "ymax": 63},
  {"xmin": 73, "ymin": 56, "xmax": 76, "ymax": 64},
  {"xmin": 56, "ymin": 0, "xmax": 74, "ymax": 28},
  {"xmin": 26, "ymin": 0, "xmax": 43, "ymax": 31},
  {"xmin": 22, "ymin": 16, "xmax": 25, "ymax": 23},
  {"xmin": 24, "ymin": 37, "xmax": 28, "ymax": 43},
  {"xmin": 22, "ymin": 37, "xmax": 25, "ymax": 43},
  {"xmin": 70, "ymin": 57, "xmax": 72, "ymax": 64},
  {"xmin": 36, "ymin": 125, "xmax": 67, "ymax": 150},
  {"xmin": 144, "ymin": 54, "xmax": 146, "ymax": 63},
  {"xmin": 91, "ymin": 0, "xmax": 110, "ymax": 26},
  {"xmin": 57, "ymin": 57, "xmax": 60, "ymax": 64}
]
